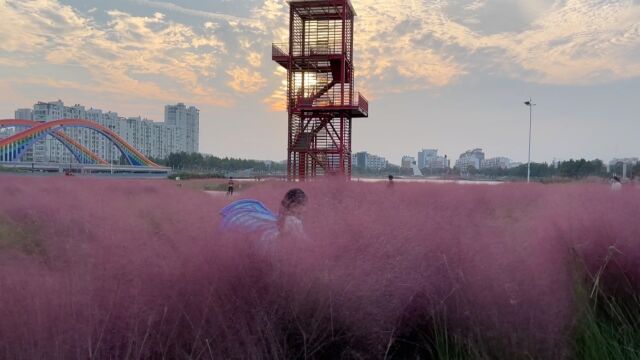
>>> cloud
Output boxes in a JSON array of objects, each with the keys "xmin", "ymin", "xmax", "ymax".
[
  {"xmin": 247, "ymin": 52, "xmax": 262, "ymax": 67},
  {"xmin": 355, "ymin": 0, "xmax": 640, "ymax": 86},
  {"xmin": 2, "ymin": 0, "xmax": 639, "ymax": 116},
  {"xmin": 465, "ymin": 0, "xmax": 488, "ymax": 11},
  {"xmin": 227, "ymin": 66, "xmax": 267, "ymax": 93},
  {"xmin": 0, "ymin": 57, "xmax": 28, "ymax": 67},
  {"xmin": 128, "ymin": 0, "xmax": 640, "ymax": 90},
  {"xmin": 0, "ymin": 0, "xmax": 94, "ymax": 53},
  {"xmin": 0, "ymin": 0, "xmax": 233, "ymax": 106},
  {"xmin": 252, "ymin": 0, "xmax": 639, "ymax": 109},
  {"xmin": 131, "ymin": 0, "xmax": 260, "ymax": 26},
  {"xmin": 250, "ymin": 0, "xmax": 474, "ymax": 95},
  {"xmin": 483, "ymin": 0, "xmax": 640, "ymax": 84},
  {"xmin": 264, "ymin": 68, "xmax": 288, "ymax": 111}
]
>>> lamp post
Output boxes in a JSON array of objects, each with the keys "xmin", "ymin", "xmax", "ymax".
[{"xmin": 524, "ymin": 98, "xmax": 536, "ymax": 183}]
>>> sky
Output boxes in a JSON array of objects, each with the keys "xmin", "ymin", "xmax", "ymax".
[{"xmin": 1, "ymin": 0, "xmax": 639, "ymax": 164}]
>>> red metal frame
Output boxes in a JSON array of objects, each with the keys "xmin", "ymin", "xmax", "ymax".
[{"xmin": 273, "ymin": 0, "xmax": 368, "ymax": 181}]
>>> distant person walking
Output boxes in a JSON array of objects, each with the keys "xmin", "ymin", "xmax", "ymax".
[
  {"xmin": 227, "ymin": 177, "xmax": 235, "ymax": 196},
  {"xmin": 388, "ymin": 174, "xmax": 394, "ymax": 188}
]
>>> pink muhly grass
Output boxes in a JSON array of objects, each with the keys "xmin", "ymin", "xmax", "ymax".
[{"xmin": 0, "ymin": 175, "xmax": 639, "ymax": 359}]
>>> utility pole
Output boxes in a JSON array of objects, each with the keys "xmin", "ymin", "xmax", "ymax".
[{"xmin": 524, "ymin": 98, "xmax": 536, "ymax": 183}]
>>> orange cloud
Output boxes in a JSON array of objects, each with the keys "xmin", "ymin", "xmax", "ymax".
[
  {"xmin": 0, "ymin": 1, "xmax": 232, "ymax": 107},
  {"xmin": 227, "ymin": 66, "xmax": 267, "ymax": 94},
  {"xmin": 482, "ymin": 0, "xmax": 640, "ymax": 84},
  {"xmin": 247, "ymin": 52, "xmax": 262, "ymax": 68},
  {"xmin": 2, "ymin": 0, "xmax": 640, "ymax": 114}
]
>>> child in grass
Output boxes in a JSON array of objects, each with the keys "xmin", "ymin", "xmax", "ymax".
[
  {"xmin": 220, "ymin": 188, "xmax": 309, "ymax": 252},
  {"xmin": 275, "ymin": 188, "xmax": 308, "ymax": 241}
]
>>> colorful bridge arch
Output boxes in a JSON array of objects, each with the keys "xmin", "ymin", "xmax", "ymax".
[
  {"xmin": 0, "ymin": 120, "xmax": 108, "ymax": 165},
  {"xmin": 0, "ymin": 119, "xmax": 160, "ymax": 167}
]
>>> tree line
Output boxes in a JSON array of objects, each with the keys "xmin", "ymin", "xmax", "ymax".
[
  {"xmin": 158, "ymin": 153, "xmax": 639, "ymax": 180},
  {"xmin": 153, "ymin": 152, "xmax": 286, "ymax": 173},
  {"xmin": 469, "ymin": 159, "xmax": 640, "ymax": 179},
  {"xmin": 354, "ymin": 158, "xmax": 640, "ymax": 180}
]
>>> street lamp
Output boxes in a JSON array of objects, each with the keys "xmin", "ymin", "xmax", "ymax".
[{"xmin": 524, "ymin": 98, "xmax": 536, "ymax": 183}]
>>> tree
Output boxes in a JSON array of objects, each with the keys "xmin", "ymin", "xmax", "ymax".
[
  {"xmin": 160, "ymin": 152, "xmax": 286, "ymax": 173},
  {"xmin": 558, "ymin": 159, "xmax": 605, "ymax": 178},
  {"xmin": 506, "ymin": 162, "xmax": 555, "ymax": 179},
  {"xmin": 633, "ymin": 163, "xmax": 640, "ymax": 179}
]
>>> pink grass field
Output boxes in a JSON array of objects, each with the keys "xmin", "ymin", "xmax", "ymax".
[{"xmin": 0, "ymin": 175, "xmax": 639, "ymax": 359}]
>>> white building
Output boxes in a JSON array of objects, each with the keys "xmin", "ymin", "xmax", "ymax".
[
  {"xmin": 426, "ymin": 156, "xmax": 449, "ymax": 170},
  {"xmin": 15, "ymin": 109, "xmax": 33, "ymax": 120},
  {"xmin": 418, "ymin": 149, "xmax": 438, "ymax": 169},
  {"xmin": 608, "ymin": 158, "xmax": 638, "ymax": 178},
  {"xmin": 353, "ymin": 152, "xmax": 388, "ymax": 171},
  {"xmin": 401, "ymin": 156, "xmax": 422, "ymax": 176},
  {"xmin": 11, "ymin": 100, "xmax": 199, "ymax": 164},
  {"xmin": 10, "ymin": 109, "xmax": 34, "ymax": 160},
  {"xmin": 481, "ymin": 157, "xmax": 511, "ymax": 170},
  {"xmin": 401, "ymin": 156, "xmax": 416, "ymax": 169},
  {"xmin": 165, "ymin": 103, "xmax": 199, "ymax": 154},
  {"xmin": 418, "ymin": 148, "xmax": 449, "ymax": 171},
  {"xmin": 0, "ymin": 126, "xmax": 16, "ymax": 140},
  {"xmin": 609, "ymin": 158, "xmax": 638, "ymax": 167},
  {"xmin": 455, "ymin": 148, "xmax": 485, "ymax": 171}
]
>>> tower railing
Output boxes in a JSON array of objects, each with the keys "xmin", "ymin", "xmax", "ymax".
[
  {"xmin": 273, "ymin": 41, "xmax": 346, "ymax": 57},
  {"xmin": 291, "ymin": 86, "xmax": 368, "ymax": 115},
  {"xmin": 272, "ymin": 43, "xmax": 288, "ymax": 58},
  {"xmin": 356, "ymin": 93, "xmax": 368, "ymax": 115}
]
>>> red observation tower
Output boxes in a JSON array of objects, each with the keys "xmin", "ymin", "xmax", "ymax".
[{"xmin": 273, "ymin": 0, "xmax": 369, "ymax": 181}]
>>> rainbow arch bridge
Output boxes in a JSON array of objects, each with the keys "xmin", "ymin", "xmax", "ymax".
[{"xmin": 0, "ymin": 119, "xmax": 167, "ymax": 172}]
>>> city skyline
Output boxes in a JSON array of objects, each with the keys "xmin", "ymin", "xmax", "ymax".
[
  {"xmin": 7, "ymin": 100, "xmax": 199, "ymax": 164},
  {"xmin": 1, "ymin": 0, "xmax": 639, "ymax": 164},
  {"xmin": 4, "ymin": 97, "xmax": 636, "ymax": 166}
]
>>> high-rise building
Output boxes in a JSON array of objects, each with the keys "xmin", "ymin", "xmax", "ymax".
[
  {"xmin": 401, "ymin": 156, "xmax": 423, "ymax": 176},
  {"xmin": 418, "ymin": 149, "xmax": 438, "ymax": 169},
  {"xmin": 11, "ymin": 109, "xmax": 35, "ymax": 161},
  {"xmin": 455, "ymin": 148, "xmax": 485, "ymax": 171},
  {"xmin": 0, "ymin": 126, "xmax": 13, "ymax": 140},
  {"xmin": 481, "ymin": 157, "xmax": 512, "ymax": 170},
  {"xmin": 401, "ymin": 156, "xmax": 416, "ymax": 169},
  {"xmin": 417, "ymin": 148, "xmax": 450, "ymax": 171},
  {"xmin": 11, "ymin": 100, "xmax": 199, "ymax": 164},
  {"xmin": 426, "ymin": 155, "xmax": 450, "ymax": 170},
  {"xmin": 33, "ymin": 100, "xmax": 65, "ymax": 120},
  {"xmin": 31, "ymin": 101, "xmax": 67, "ymax": 162},
  {"xmin": 353, "ymin": 152, "xmax": 388, "ymax": 171},
  {"xmin": 164, "ymin": 103, "xmax": 199, "ymax": 153},
  {"xmin": 14, "ymin": 109, "xmax": 33, "ymax": 120},
  {"xmin": 30, "ymin": 101, "xmax": 112, "ymax": 163}
]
